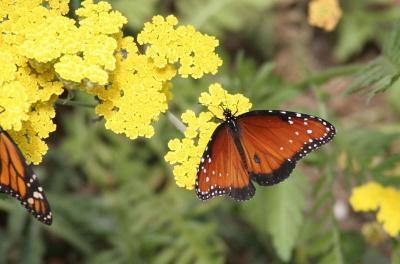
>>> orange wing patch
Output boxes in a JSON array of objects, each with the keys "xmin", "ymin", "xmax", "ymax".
[
  {"xmin": 238, "ymin": 110, "xmax": 335, "ymax": 186},
  {"xmin": 0, "ymin": 130, "xmax": 52, "ymax": 225},
  {"xmin": 195, "ymin": 124, "xmax": 255, "ymax": 201}
]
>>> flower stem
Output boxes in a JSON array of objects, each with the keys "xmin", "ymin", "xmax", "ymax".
[
  {"xmin": 167, "ymin": 111, "xmax": 186, "ymax": 134},
  {"xmin": 56, "ymin": 99, "xmax": 96, "ymax": 108}
]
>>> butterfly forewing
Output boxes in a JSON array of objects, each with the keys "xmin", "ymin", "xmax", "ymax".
[
  {"xmin": 0, "ymin": 131, "xmax": 52, "ymax": 225},
  {"xmin": 237, "ymin": 110, "xmax": 336, "ymax": 185},
  {"xmin": 195, "ymin": 124, "xmax": 255, "ymax": 201}
]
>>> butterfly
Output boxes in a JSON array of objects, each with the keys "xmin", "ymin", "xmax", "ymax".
[
  {"xmin": 195, "ymin": 109, "xmax": 336, "ymax": 201},
  {"xmin": 0, "ymin": 128, "xmax": 52, "ymax": 225}
]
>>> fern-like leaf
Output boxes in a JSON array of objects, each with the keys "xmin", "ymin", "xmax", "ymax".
[{"xmin": 348, "ymin": 21, "xmax": 400, "ymax": 96}]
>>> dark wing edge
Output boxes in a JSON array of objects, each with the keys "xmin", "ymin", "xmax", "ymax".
[
  {"xmin": 0, "ymin": 130, "xmax": 52, "ymax": 225},
  {"xmin": 195, "ymin": 123, "xmax": 255, "ymax": 201},
  {"xmin": 239, "ymin": 110, "xmax": 336, "ymax": 186}
]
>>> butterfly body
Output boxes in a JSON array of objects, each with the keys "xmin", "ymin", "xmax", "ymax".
[
  {"xmin": 0, "ymin": 128, "xmax": 52, "ymax": 225},
  {"xmin": 195, "ymin": 109, "xmax": 336, "ymax": 201}
]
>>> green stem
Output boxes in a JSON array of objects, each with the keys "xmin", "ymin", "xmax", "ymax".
[
  {"xmin": 167, "ymin": 111, "xmax": 186, "ymax": 134},
  {"xmin": 56, "ymin": 99, "xmax": 96, "ymax": 108},
  {"xmin": 392, "ymin": 239, "xmax": 400, "ymax": 264}
]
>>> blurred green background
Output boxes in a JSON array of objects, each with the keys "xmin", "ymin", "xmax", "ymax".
[{"xmin": 1, "ymin": 0, "xmax": 400, "ymax": 263}]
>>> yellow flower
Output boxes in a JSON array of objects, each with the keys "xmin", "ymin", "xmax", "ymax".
[
  {"xmin": 77, "ymin": 0, "xmax": 127, "ymax": 35},
  {"xmin": 138, "ymin": 15, "xmax": 222, "ymax": 78},
  {"xmin": 47, "ymin": 0, "xmax": 70, "ymax": 15},
  {"xmin": 0, "ymin": 81, "xmax": 30, "ymax": 131},
  {"xmin": 165, "ymin": 83, "xmax": 252, "ymax": 189},
  {"xmin": 350, "ymin": 181, "xmax": 400, "ymax": 237},
  {"xmin": 308, "ymin": 0, "xmax": 342, "ymax": 31},
  {"xmin": 1, "ymin": 0, "xmax": 222, "ymax": 163},
  {"xmin": 9, "ymin": 98, "xmax": 57, "ymax": 164},
  {"xmin": 350, "ymin": 182, "xmax": 384, "ymax": 211},
  {"xmin": 377, "ymin": 187, "xmax": 400, "ymax": 237},
  {"xmin": 90, "ymin": 37, "xmax": 173, "ymax": 139}
]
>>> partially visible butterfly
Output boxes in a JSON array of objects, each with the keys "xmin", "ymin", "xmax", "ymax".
[
  {"xmin": 0, "ymin": 128, "xmax": 52, "ymax": 225},
  {"xmin": 195, "ymin": 109, "xmax": 336, "ymax": 201}
]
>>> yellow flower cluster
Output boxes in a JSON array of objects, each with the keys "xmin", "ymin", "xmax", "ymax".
[
  {"xmin": 165, "ymin": 83, "xmax": 252, "ymax": 189},
  {"xmin": 0, "ymin": 0, "xmax": 222, "ymax": 163},
  {"xmin": 91, "ymin": 15, "xmax": 222, "ymax": 139},
  {"xmin": 308, "ymin": 0, "xmax": 342, "ymax": 31},
  {"xmin": 350, "ymin": 182, "xmax": 400, "ymax": 237},
  {"xmin": 20, "ymin": 0, "xmax": 126, "ymax": 85},
  {"xmin": 90, "ymin": 36, "xmax": 177, "ymax": 139},
  {"xmin": 0, "ymin": 0, "xmax": 68, "ymax": 163},
  {"xmin": 138, "ymin": 16, "xmax": 222, "ymax": 78}
]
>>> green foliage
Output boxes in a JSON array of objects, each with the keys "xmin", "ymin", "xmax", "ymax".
[
  {"xmin": 2, "ymin": 0, "xmax": 400, "ymax": 263},
  {"xmin": 334, "ymin": 0, "xmax": 400, "ymax": 62},
  {"xmin": 176, "ymin": 0, "xmax": 275, "ymax": 35},
  {"xmin": 108, "ymin": 0, "xmax": 159, "ymax": 30},
  {"xmin": 348, "ymin": 21, "xmax": 400, "ymax": 96},
  {"xmin": 241, "ymin": 172, "xmax": 308, "ymax": 261}
]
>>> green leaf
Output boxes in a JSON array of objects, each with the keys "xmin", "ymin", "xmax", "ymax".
[
  {"xmin": 347, "ymin": 21, "xmax": 400, "ymax": 96},
  {"xmin": 241, "ymin": 172, "xmax": 308, "ymax": 261},
  {"xmin": 318, "ymin": 229, "xmax": 344, "ymax": 264},
  {"xmin": 20, "ymin": 223, "xmax": 45, "ymax": 264},
  {"xmin": 177, "ymin": 0, "xmax": 275, "ymax": 35}
]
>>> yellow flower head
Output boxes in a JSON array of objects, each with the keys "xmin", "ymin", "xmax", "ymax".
[
  {"xmin": 165, "ymin": 83, "xmax": 252, "ymax": 189},
  {"xmin": 9, "ymin": 98, "xmax": 57, "ymax": 164},
  {"xmin": 350, "ymin": 182, "xmax": 384, "ymax": 211},
  {"xmin": 138, "ymin": 15, "xmax": 222, "ymax": 78},
  {"xmin": 91, "ymin": 37, "xmax": 173, "ymax": 139},
  {"xmin": 376, "ymin": 187, "xmax": 400, "ymax": 237},
  {"xmin": 308, "ymin": 0, "xmax": 342, "ymax": 31},
  {"xmin": 1, "ymin": 0, "xmax": 223, "ymax": 164},
  {"xmin": 350, "ymin": 181, "xmax": 400, "ymax": 237},
  {"xmin": 90, "ymin": 13, "xmax": 222, "ymax": 140}
]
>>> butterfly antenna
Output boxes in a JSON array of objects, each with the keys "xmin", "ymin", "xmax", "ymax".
[
  {"xmin": 233, "ymin": 100, "xmax": 240, "ymax": 115},
  {"xmin": 223, "ymin": 90, "xmax": 228, "ymax": 109}
]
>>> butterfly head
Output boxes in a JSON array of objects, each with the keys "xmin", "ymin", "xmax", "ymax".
[{"xmin": 222, "ymin": 108, "xmax": 235, "ymax": 121}]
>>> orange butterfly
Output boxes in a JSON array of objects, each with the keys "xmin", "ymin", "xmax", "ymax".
[{"xmin": 0, "ymin": 128, "xmax": 52, "ymax": 225}]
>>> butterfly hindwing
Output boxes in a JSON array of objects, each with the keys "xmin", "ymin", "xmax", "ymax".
[
  {"xmin": 0, "ymin": 130, "xmax": 52, "ymax": 225},
  {"xmin": 195, "ymin": 124, "xmax": 255, "ymax": 201},
  {"xmin": 237, "ymin": 110, "xmax": 336, "ymax": 186}
]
